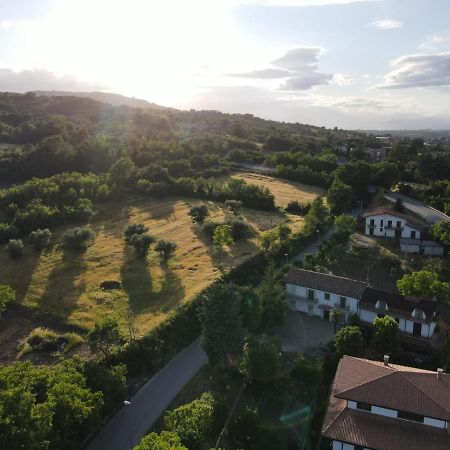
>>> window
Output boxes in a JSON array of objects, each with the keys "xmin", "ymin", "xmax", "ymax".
[
  {"xmin": 339, "ymin": 296, "xmax": 346, "ymax": 308},
  {"xmin": 376, "ymin": 300, "xmax": 388, "ymax": 310},
  {"xmin": 308, "ymin": 289, "xmax": 314, "ymax": 300},
  {"xmin": 398, "ymin": 410, "xmax": 424, "ymax": 423},
  {"xmin": 414, "ymin": 309, "xmax": 423, "ymax": 319},
  {"xmin": 380, "ymin": 227, "xmax": 383, "ymax": 232},
  {"xmin": 387, "ymin": 220, "xmax": 392, "ymax": 227},
  {"xmin": 380, "ymin": 219, "xmax": 384, "ymax": 227},
  {"xmin": 357, "ymin": 402, "xmax": 371, "ymax": 411},
  {"xmin": 396, "ymin": 220, "xmax": 401, "ymax": 228},
  {"xmin": 324, "ymin": 292, "xmax": 330, "ymax": 301},
  {"xmin": 370, "ymin": 219, "xmax": 375, "ymax": 226},
  {"xmin": 411, "ymin": 230, "xmax": 416, "ymax": 239}
]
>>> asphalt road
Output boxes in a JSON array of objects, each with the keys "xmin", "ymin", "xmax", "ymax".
[
  {"xmin": 86, "ymin": 338, "xmax": 208, "ymax": 450},
  {"xmin": 384, "ymin": 192, "xmax": 450, "ymax": 224}
]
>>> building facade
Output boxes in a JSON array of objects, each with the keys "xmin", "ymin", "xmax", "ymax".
[
  {"xmin": 363, "ymin": 207, "xmax": 421, "ymax": 239},
  {"xmin": 400, "ymin": 238, "xmax": 444, "ymax": 256},
  {"xmin": 285, "ymin": 268, "xmax": 437, "ymax": 338},
  {"xmin": 322, "ymin": 356, "xmax": 450, "ymax": 450}
]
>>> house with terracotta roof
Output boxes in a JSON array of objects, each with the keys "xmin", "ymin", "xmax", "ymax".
[
  {"xmin": 322, "ymin": 355, "xmax": 450, "ymax": 450},
  {"xmin": 363, "ymin": 206, "xmax": 422, "ymax": 239},
  {"xmin": 285, "ymin": 268, "xmax": 437, "ymax": 338}
]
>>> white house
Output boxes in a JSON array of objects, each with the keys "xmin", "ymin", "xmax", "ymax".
[
  {"xmin": 363, "ymin": 206, "xmax": 422, "ymax": 239},
  {"xmin": 400, "ymin": 238, "xmax": 444, "ymax": 256},
  {"xmin": 322, "ymin": 356, "xmax": 450, "ymax": 450},
  {"xmin": 285, "ymin": 268, "xmax": 437, "ymax": 338}
]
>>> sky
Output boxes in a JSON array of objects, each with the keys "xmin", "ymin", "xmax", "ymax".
[{"xmin": 1, "ymin": 0, "xmax": 450, "ymax": 129}]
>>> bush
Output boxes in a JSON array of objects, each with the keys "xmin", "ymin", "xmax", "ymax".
[
  {"xmin": 124, "ymin": 223, "xmax": 148, "ymax": 245},
  {"xmin": 155, "ymin": 240, "xmax": 177, "ymax": 264},
  {"xmin": 130, "ymin": 233, "xmax": 155, "ymax": 259},
  {"xmin": 29, "ymin": 228, "xmax": 52, "ymax": 250},
  {"xmin": 188, "ymin": 204, "xmax": 209, "ymax": 224},
  {"xmin": 203, "ymin": 218, "xmax": 252, "ymax": 241},
  {"xmin": 62, "ymin": 227, "xmax": 94, "ymax": 251},
  {"xmin": 6, "ymin": 238, "xmax": 24, "ymax": 259},
  {"xmin": 100, "ymin": 280, "xmax": 122, "ymax": 290},
  {"xmin": 134, "ymin": 431, "xmax": 187, "ymax": 450},
  {"xmin": 285, "ymin": 200, "xmax": 311, "ymax": 215}
]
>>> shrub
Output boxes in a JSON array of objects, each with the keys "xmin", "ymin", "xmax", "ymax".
[
  {"xmin": 0, "ymin": 284, "xmax": 15, "ymax": 315},
  {"xmin": 285, "ymin": 200, "xmax": 311, "ymax": 215},
  {"xmin": 62, "ymin": 227, "xmax": 94, "ymax": 251},
  {"xmin": 6, "ymin": 238, "xmax": 24, "ymax": 259},
  {"xmin": 155, "ymin": 240, "xmax": 177, "ymax": 264},
  {"xmin": 188, "ymin": 204, "xmax": 209, "ymax": 224},
  {"xmin": 100, "ymin": 280, "xmax": 122, "ymax": 290},
  {"xmin": 134, "ymin": 431, "xmax": 187, "ymax": 450},
  {"xmin": 203, "ymin": 218, "xmax": 252, "ymax": 241},
  {"xmin": 124, "ymin": 223, "xmax": 148, "ymax": 245},
  {"xmin": 225, "ymin": 199, "xmax": 243, "ymax": 215},
  {"xmin": 130, "ymin": 233, "xmax": 155, "ymax": 259},
  {"xmin": 29, "ymin": 228, "xmax": 52, "ymax": 250}
]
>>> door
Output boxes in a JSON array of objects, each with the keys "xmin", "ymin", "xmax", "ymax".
[
  {"xmin": 395, "ymin": 228, "xmax": 401, "ymax": 238},
  {"xmin": 369, "ymin": 227, "xmax": 374, "ymax": 236},
  {"xmin": 411, "ymin": 231, "xmax": 416, "ymax": 239},
  {"xmin": 323, "ymin": 310, "xmax": 330, "ymax": 321},
  {"xmin": 413, "ymin": 322, "xmax": 422, "ymax": 337},
  {"xmin": 307, "ymin": 304, "xmax": 314, "ymax": 316}
]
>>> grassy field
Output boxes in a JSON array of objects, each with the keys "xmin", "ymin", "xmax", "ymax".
[
  {"xmin": 0, "ymin": 197, "xmax": 304, "ymax": 337},
  {"xmin": 229, "ymin": 172, "xmax": 326, "ymax": 207}
]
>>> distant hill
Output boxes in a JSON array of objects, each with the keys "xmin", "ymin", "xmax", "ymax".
[{"xmin": 33, "ymin": 90, "xmax": 171, "ymax": 111}]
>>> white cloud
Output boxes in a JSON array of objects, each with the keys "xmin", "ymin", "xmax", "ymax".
[
  {"xmin": 377, "ymin": 52, "xmax": 450, "ymax": 89},
  {"xmin": 367, "ymin": 18, "xmax": 403, "ymax": 30},
  {"xmin": 0, "ymin": 68, "xmax": 106, "ymax": 93},
  {"xmin": 279, "ymin": 72, "xmax": 332, "ymax": 90},
  {"xmin": 228, "ymin": 68, "xmax": 292, "ymax": 78},
  {"xmin": 0, "ymin": 20, "xmax": 13, "ymax": 30},
  {"xmin": 418, "ymin": 34, "xmax": 448, "ymax": 52},
  {"xmin": 271, "ymin": 47, "xmax": 322, "ymax": 70},
  {"xmin": 333, "ymin": 73, "xmax": 355, "ymax": 86}
]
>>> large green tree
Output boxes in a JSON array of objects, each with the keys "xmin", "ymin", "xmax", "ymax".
[
  {"xmin": 397, "ymin": 270, "xmax": 450, "ymax": 305},
  {"xmin": 259, "ymin": 261, "xmax": 286, "ymax": 328},
  {"xmin": 87, "ymin": 318, "xmax": 124, "ymax": 358},
  {"xmin": 200, "ymin": 282, "xmax": 244, "ymax": 366},
  {"xmin": 303, "ymin": 197, "xmax": 330, "ymax": 234},
  {"xmin": 134, "ymin": 431, "xmax": 187, "ymax": 450},
  {"xmin": 334, "ymin": 325, "xmax": 364, "ymax": 356},
  {"xmin": 373, "ymin": 316, "xmax": 399, "ymax": 353},
  {"xmin": 327, "ymin": 179, "xmax": 353, "ymax": 215},
  {"xmin": 430, "ymin": 220, "xmax": 450, "ymax": 246}
]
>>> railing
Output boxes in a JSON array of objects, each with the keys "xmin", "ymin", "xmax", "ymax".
[{"xmin": 287, "ymin": 294, "xmax": 319, "ymax": 304}]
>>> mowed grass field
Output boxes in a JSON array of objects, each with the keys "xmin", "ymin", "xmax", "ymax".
[
  {"xmin": 0, "ymin": 173, "xmax": 323, "ymax": 337},
  {"xmin": 229, "ymin": 172, "xmax": 325, "ymax": 207}
]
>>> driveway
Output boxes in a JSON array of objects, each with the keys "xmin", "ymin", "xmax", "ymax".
[
  {"xmin": 86, "ymin": 338, "xmax": 208, "ymax": 450},
  {"xmin": 384, "ymin": 191, "xmax": 450, "ymax": 224},
  {"xmin": 293, "ymin": 227, "xmax": 336, "ymax": 262},
  {"xmin": 277, "ymin": 311, "xmax": 335, "ymax": 353}
]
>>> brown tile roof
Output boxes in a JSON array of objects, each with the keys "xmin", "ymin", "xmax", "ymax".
[
  {"xmin": 322, "ymin": 356, "xmax": 450, "ymax": 450},
  {"xmin": 323, "ymin": 408, "xmax": 450, "ymax": 450},
  {"xmin": 284, "ymin": 268, "xmax": 369, "ymax": 299},
  {"xmin": 360, "ymin": 287, "xmax": 436, "ymax": 322},
  {"xmin": 362, "ymin": 206, "xmax": 423, "ymax": 230}
]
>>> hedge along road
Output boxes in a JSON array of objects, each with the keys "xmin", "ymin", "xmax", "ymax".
[{"xmin": 86, "ymin": 338, "xmax": 208, "ymax": 450}]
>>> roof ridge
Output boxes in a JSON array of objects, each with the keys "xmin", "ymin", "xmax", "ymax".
[
  {"xmin": 321, "ymin": 401, "xmax": 347, "ymax": 434},
  {"xmin": 400, "ymin": 371, "xmax": 450, "ymax": 415},
  {"xmin": 289, "ymin": 268, "xmax": 369, "ymax": 285},
  {"xmin": 337, "ymin": 366, "xmax": 395, "ymax": 397}
]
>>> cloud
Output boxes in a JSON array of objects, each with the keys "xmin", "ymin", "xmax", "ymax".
[
  {"xmin": 331, "ymin": 97, "xmax": 387, "ymax": 109},
  {"xmin": 271, "ymin": 47, "xmax": 322, "ymax": 70},
  {"xmin": 279, "ymin": 72, "xmax": 332, "ymax": 90},
  {"xmin": 0, "ymin": 68, "xmax": 106, "ymax": 93},
  {"xmin": 333, "ymin": 73, "xmax": 355, "ymax": 86},
  {"xmin": 367, "ymin": 18, "xmax": 403, "ymax": 30},
  {"xmin": 377, "ymin": 52, "xmax": 450, "ymax": 89},
  {"xmin": 228, "ymin": 68, "xmax": 292, "ymax": 78},
  {"xmin": 418, "ymin": 34, "xmax": 448, "ymax": 52},
  {"xmin": 0, "ymin": 20, "xmax": 13, "ymax": 30}
]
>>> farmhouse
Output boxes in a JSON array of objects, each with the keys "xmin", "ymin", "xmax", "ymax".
[
  {"xmin": 363, "ymin": 206, "xmax": 421, "ymax": 239},
  {"xmin": 285, "ymin": 268, "xmax": 437, "ymax": 338},
  {"xmin": 322, "ymin": 355, "xmax": 450, "ymax": 450}
]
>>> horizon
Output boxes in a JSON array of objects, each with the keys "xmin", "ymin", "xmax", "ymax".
[{"xmin": 1, "ymin": 0, "xmax": 450, "ymax": 130}]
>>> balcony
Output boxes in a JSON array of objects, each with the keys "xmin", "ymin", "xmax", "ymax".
[{"xmin": 287, "ymin": 294, "xmax": 318, "ymax": 305}]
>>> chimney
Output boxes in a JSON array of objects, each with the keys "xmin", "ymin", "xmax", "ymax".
[
  {"xmin": 437, "ymin": 368, "xmax": 444, "ymax": 380},
  {"xmin": 383, "ymin": 355, "xmax": 389, "ymax": 366}
]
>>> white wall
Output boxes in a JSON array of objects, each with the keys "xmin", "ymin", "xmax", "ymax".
[
  {"xmin": 332, "ymin": 442, "xmax": 354, "ymax": 450},
  {"xmin": 285, "ymin": 283, "xmax": 358, "ymax": 322},
  {"xmin": 347, "ymin": 400, "xmax": 357, "ymax": 410},
  {"xmin": 365, "ymin": 214, "xmax": 420, "ymax": 239},
  {"xmin": 423, "ymin": 246, "xmax": 444, "ymax": 256}
]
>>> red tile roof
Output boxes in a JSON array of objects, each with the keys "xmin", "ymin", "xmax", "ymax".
[{"xmin": 322, "ymin": 356, "xmax": 450, "ymax": 450}]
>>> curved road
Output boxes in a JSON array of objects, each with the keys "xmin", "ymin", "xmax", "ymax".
[
  {"xmin": 86, "ymin": 338, "xmax": 208, "ymax": 450},
  {"xmin": 384, "ymin": 192, "xmax": 450, "ymax": 224}
]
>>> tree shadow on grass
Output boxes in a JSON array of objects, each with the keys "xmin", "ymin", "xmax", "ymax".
[
  {"xmin": 120, "ymin": 248, "xmax": 185, "ymax": 316},
  {"xmin": 37, "ymin": 249, "xmax": 87, "ymax": 319}
]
